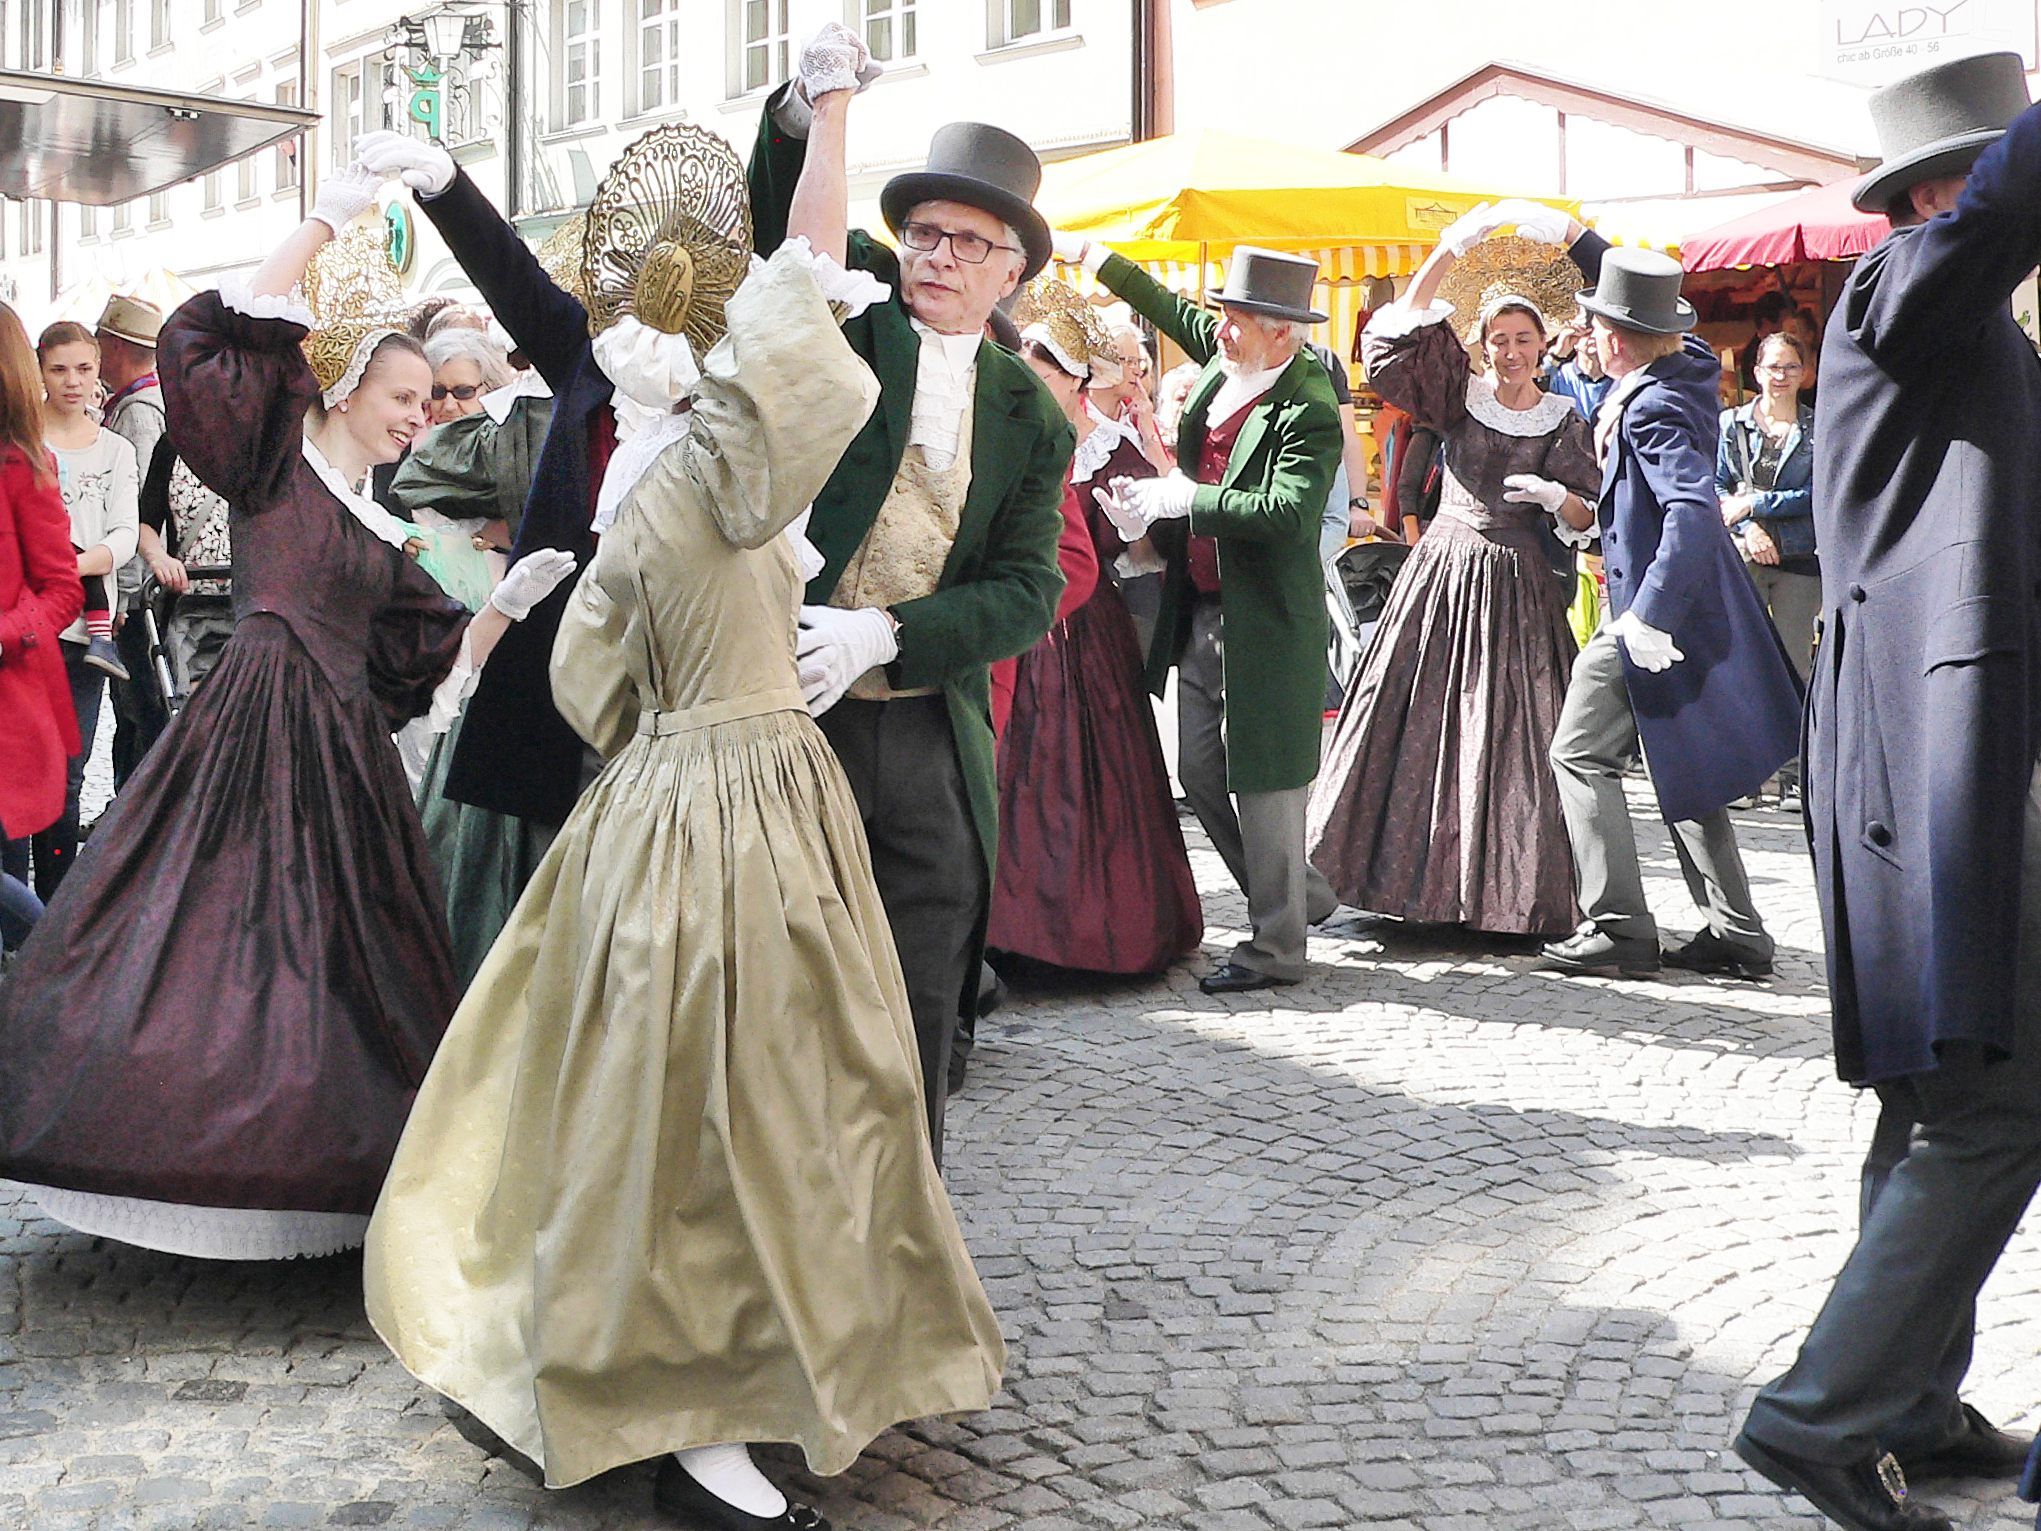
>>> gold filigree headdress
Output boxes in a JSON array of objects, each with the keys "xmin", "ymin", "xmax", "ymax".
[
  {"xmin": 1435, "ymin": 235, "xmax": 1582, "ymax": 357},
  {"xmin": 300, "ymin": 223, "xmax": 412, "ymax": 407},
  {"xmin": 1012, "ymin": 276, "xmax": 1119, "ymax": 386},
  {"xmin": 581, "ymin": 123, "xmax": 751, "ymax": 351},
  {"xmin": 537, "ymin": 213, "xmax": 590, "ymax": 309}
]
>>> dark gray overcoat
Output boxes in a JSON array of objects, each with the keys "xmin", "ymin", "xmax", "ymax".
[{"xmin": 1810, "ymin": 99, "xmax": 2041, "ymax": 1084}]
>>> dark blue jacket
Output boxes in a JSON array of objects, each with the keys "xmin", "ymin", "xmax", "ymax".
[
  {"xmin": 1716, "ymin": 401, "xmax": 1816, "ymax": 560},
  {"xmin": 1596, "ymin": 333, "xmax": 1803, "ymax": 825},
  {"xmin": 1809, "ymin": 98, "xmax": 2041, "ymax": 1085},
  {"xmin": 416, "ymin": 171, "xmax": 616, "ymax": 826}
]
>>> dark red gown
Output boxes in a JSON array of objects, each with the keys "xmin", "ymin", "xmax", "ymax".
[
  {"xmin": 0, "ymin": 291, "xmax": 469, "ymax": 1224},
  {"xmin": 987, "ymin": 426, "xmax": 1202, "ymax": 975}
]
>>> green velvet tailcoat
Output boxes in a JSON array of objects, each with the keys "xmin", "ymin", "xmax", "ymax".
[
  {"xmin": 1097, "ymin": 253, "xmax": 1340, "ymax": 794},
  {"xmin": 749, "ymin": 92, "xmax": 1074, "ymax": 871}
]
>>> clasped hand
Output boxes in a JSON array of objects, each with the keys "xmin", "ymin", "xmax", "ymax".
[{"xmin": 796, "ymin": 604, "xmax": 898, "ymax": 717}]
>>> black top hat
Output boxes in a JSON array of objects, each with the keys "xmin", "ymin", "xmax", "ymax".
[
  {"xmin": 1207, "ymin": 246, "xmax": 1327, "ymax": 325},
  {"xmin": 882, "ymin": 122, "xmax": 1052, "ymax": 282},
  {"xmin": 1853, "ymin": 50, "xmax": 2030, "ymax": 213},
  {"xmin": 1576, "ymin": 247, "xmax": 1695, "ymax": 337}
]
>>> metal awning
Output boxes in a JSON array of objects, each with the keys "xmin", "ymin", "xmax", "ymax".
[{"xmin": 0, "ymin": 70, "xmax": 316, "ymax": 206}]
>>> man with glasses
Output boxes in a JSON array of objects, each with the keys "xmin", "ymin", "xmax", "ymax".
[{"xmin": 749, "ymin": 25, "xmax": 1071, "ymax": 1161}]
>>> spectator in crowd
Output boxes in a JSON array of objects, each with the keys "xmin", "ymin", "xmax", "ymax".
[
  {"xmin": 0, "ymin": 301, "xmax": 83, "ymax": 951},
  {"xmin": 1544, "ymin": 311, "xmax": 1613, "ymax": 420},
  {"xmin": 29, "ymin": 320, "xmax": 137, "ymax": 898},
  {"xmin": 135, "ymin": 437, "xmax": 235, "ymax": 699},
  {"xmin": 95, "ymin": 296, "xmax": 169, "ymax": 786},
  {"xmin": 1718, "ymin": 330, "xmax": 1818, "ymax": 808},
  {"xmin": 423, "ymin": 327, "xmax": 515, "ymax": 428},
  {"xmin": 1738, "ymin": 289, "xmax": 1792, "ymax": 394}
]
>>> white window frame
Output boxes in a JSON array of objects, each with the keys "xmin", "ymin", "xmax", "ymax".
[
  {"xmin": 79, "ymin": 204, "xmax": 99, "ymax": 240},
  {"xmin": 636, "ymin": 0, "xmax": 684, "ymax": 116},
  {"xmin": 149, "ymin": 0, "xmax": 168, "ymax": 50},
  {"xmin": 146, "ymin": 190, "xmax": 166, "ymax": 225},
  {"xmin": 990, "ymin": 0, "xmax": 1073, "ymax": 49},
  {"xmin": 726, "ymin": 0, "xmax": 789, "ymax": 100},
  {"xmin": 856, "ymin": 0, "xmax": 917, "ymax": 64},
  {"xmin": 110, "ymin": 199, "xmax": 131, "ymax": 235},
  {"xmin": 202, "ymin": 0, "xmax": 221, "ymax": 24},
  {"xmin": 202, "ymin": 169, "xmax": 222, "ymax": 212},
  {"xmin": 555, "ymin": 0, "xmax": 600, "ymax": 129},
  {"xmin": 331, "ymin": 60, "xmax": 397, "ymax": 166},
  {"xmin": 19, "ymin": 199, "xmax": 40, "ymax": 256},
  {"xmin": 78, "ymin": 0, "xmax": 97, "ymax": 75},
  {"xmin": 19, "ymin": 1, "xmax": 42, "ymax": 69},
  {"xmin": 112, "ymin": 0, "xmax": 133, "ymax": 64},
  {"xmin": 275, "ymin": 81, "xmax": 299, "ymax": 189}
]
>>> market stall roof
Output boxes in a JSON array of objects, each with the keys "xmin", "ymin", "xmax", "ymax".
[
  {"xmin": 1034, "ymin": 129, "xmax": 1578, "ymax": 265},
  {"xmin": 1679, "ymin": 179, "xmax": 1890, "ymax": 273},
  {"xmin": 0, "ymin": 69, "xmax": 315, "ymax": 206}
]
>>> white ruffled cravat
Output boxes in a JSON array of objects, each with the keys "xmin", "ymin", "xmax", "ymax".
[{"xmin": 906, "ymin": 319, "xmax": 981, "ymax": 472}]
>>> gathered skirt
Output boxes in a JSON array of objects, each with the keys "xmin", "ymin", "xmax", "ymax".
[
  {"xmin": 365, "ymin": 701, "xmax": 1005, "ymax": 1488},
  {"xmin": 1308, "ymin": 516, "xmax": 1581, "ymax": 935},
  {"xmin": 988, "ymin": 586, "xmax": 1201, "ymax": 974},
  {"xmin": 0, "ymin": 614, "xmax": 459, "ymax": 1251}
]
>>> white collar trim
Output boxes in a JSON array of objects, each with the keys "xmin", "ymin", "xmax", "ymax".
[
  {"xmin": 1072, "ymin": 404, "xmax": 1141, "ymax": 483},
  {"xmin": 301, "ymin": 436, "xmax": 416, "ymax": 551},
  {"xmin": 1464, "ymin": 373, "xmax": 1576, "ymax": 438},
  {"xmin": 482, "ymin": 371, "xmax": 553, "ymax": 424}
]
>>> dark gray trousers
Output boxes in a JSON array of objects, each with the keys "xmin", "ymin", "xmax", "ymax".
[
  {"xmin": 819, "ymin": 695, "xmax": 986, "ymax": 1168},
  {"xmin": 1741, "ymin": 765, "xmax": 2041, "ymax": 1463},
  {"xmin": 1548, "ymin": 625, "xmax": 1771, "ymax": 955}
]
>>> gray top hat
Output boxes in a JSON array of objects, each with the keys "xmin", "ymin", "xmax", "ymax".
[
  {"xmin": 1853, "ymin": 50, "xmax": 2030, "ymax": 213},
  {"xmin": 882, "ymin": 122, "xmax": 1052, "ymax": 282},
  {"xmin": 1209, "ymin": 246, "xmax": 1327, "ymax": 325},
  {"xmin": 1576, "ymin": 247, "xmax": 1695, "ymax": 336}
]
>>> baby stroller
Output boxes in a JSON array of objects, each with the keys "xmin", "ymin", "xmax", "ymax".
[
  {"xmin": 1324, "ymin": 539, "xmax": 1412, "ymax": 709},
  {"xmin": 139, "ymin": 565, "xmax": 235, "ymax": 718}
]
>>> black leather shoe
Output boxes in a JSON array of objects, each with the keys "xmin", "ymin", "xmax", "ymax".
[
  {"xmin": 654, "ymin": 1456, "xmax": 829, "ymax": 1531},
  {"xmin": 1198, "ymin": 962, "xmax": 1296, "ymax": 995},
  {"xmin": 1539, "ymin": 927, "xmax": 1661, "ymax": 977},
  {"xmin": 1734, "ymin": 1432, "xmax": 1953, "ymax": 1531},
  {"xmin": 1895, "ymin": 1403, "xmax": 2034, "ymax": 1482},
  {"xmin": 1662, "ymin": 928, "xmax": 1774, "ymax": 979}
]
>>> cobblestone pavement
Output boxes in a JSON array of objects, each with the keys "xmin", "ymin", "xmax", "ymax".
[{"xmin": 6, "ymin": 775, "xmax": 2040, "ymax": 1530}]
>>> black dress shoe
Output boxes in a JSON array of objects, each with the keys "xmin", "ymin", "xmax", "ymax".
[
  {"xmin": 1538, "ymin": 927, "xmax": 1661, "ymax": 977},
  {"xmin": 654, "ymin": 1456, "xmax": 829, "ymax": 1531},
  {"xmin": 1662, "ymin": 928, "xmax": 1774, "ymax": 980},
  {"xmin": 1734, "ymin": 1431, "xmax": 1953, "ymax": 1531},
  {"xmin": 1896, "ymin": 1403, "xmax": 2034, "ymax": 1482},
  {"xmin": 1198, "ymin": 962, "xmax": 1296, "ymax": 995}
]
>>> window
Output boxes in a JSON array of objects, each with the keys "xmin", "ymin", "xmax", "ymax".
[
  {"xmin": 998, "ymin": 0, "xmax": 1072, "ymax": 45},
  {"xmin": 238, "ymin": 138, "xmax": 259, "ymax": 203},
  {"xmin": 18, "ymin": 0, "xmax": 41, "ymax": 69},
  {"xmin": 80, "ymin": 205, "xmax": 99, "ymax": 239},
  {"xmin": 332, "ymin": 60, "xmax": 400, "ymax": 166},
  {"xmin": 78, "ymin": 0, "xmax": 96, "ymax": 74},
  {"xmin": 202, "ymin": 170, "xmax": 221, "ymax": 212},
  {"xmin": 732, "ymin": 0, "xmax": 788, "ymax": 97},
  {"xmin": 860, "ymin": 0, "xmax": 916, "ymax": 63},
  {"xmin": 19, "ymin": 199, "xmax": 41, "ymax": 255},
  {"xmin": 638, "ymin": 0, "xmax": 683, "ymax": 113},
  {"xmin": 275, "ymin": 82, "xmax": 299, "ymax": 188},
  {"xmin": 110, "ymin": 199, "xmax": 131, "ymax": 234},
  {"xmin": 146, "ymin": 191, "xmax": 166, "ymax": 224},
  {"xmin": 203, "ymin": 0, "xmax": 220, "ymax": 22},
  {"xmin": 558, "ymin": 0, "xmax": 600, "ymax": 127},
  {"xmin": 149, "ymin": 0, "xmax": 167, "ymax": 48},
  {"xmin": 113, "ymin": 0, "xmax": 132, "ymax": 63}
]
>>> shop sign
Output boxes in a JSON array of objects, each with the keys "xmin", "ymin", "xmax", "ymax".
[{"xmin": 1820, "ymin": 0, "xmax": 2037, "ymax": 81}]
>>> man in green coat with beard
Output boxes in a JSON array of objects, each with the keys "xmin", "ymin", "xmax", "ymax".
[{"xmin": 1059, "ymin": 234, "xmax": 1343, "ymax": 994}]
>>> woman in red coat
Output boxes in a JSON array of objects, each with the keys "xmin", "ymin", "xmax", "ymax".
[{"xmin": 0, "ymin": 301, "xmax": 83, "ymax": 948}]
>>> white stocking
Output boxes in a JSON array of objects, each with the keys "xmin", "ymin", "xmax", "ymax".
[{"xmin": 673, "ymin": 1443, "xmax": 789, "ymax": 1519}]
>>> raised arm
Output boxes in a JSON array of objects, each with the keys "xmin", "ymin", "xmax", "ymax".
[
  {"xmin": 1081, "ymin": 249, "xmax": 1217, "ymax": 365},
  {"xmin": 749, "ymin": 27, "xmax": 876, "ymax": 260}
]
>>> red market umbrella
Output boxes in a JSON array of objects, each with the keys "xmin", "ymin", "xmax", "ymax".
[{"xmin": 1680, "ymin": 179, "xmax": 1889, "ymax": 273}]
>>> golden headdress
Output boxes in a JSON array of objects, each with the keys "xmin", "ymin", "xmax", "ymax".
[
  {"xmin": 300, "ymin": 222, "xmax": 413, "ymax": 406},
  {"xmin": 1434, "ymin": 235, "xmax": 1583, "ymax": 357},
  {"xmin": 1012, "ymin": 276, "xmax": 1119, "ymax": 386},
  {"xmin": 581, "ymin": 123, "xmax": 751, "ymax": 352},
  {"xmin": 537, "ymin": 213, "xmax": 590, "ymax": 309}
]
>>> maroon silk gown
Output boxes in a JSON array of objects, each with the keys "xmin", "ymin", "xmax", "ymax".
[
  {"xmin": 0, "ymin": 290, "xmax": 469, "ymax": 1253},
  {"xmin": 987, "ymin": 421, "xmax": 1202, "ymax": 974}
]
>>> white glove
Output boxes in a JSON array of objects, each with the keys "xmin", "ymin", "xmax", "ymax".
[
  {"xmin": 1051, "ymin": 230, "xmax": 1090, "ymax": 264},
  {"xmin": 1101, "ymin": 472, "xmax": 1197, "ymax": 531},
  {"xmin": 310, "ymin": 163, "xmax": 381, "ymax": 235},
  {"xmin": 1612, "ymin": 609, "xmax": 1683, "ymax": 673},
  {"xmin": 1489, "ymin": 198, "xmax": 1574, "ymax": 246},
  {"xmin": 1501, "ymin": 473, "xmax": 1569, "ymax": 515},
  {"xmin": 355, "ymin": 129, "xmax": 456, "ymax": 198},
  {"xmin": 796, "ymin": 604, "xmax": 899, "ymax": 716},
  {"xmin": 487, "ymin": 547, "xmax": 577, "ymax": 621},
  {"xmin": 1439, "ymin": 202, "xmax": 1507, "ymax": 257},
  {"xmin": 795, "ymin": 22, "xmax": 880, "ymax": 104},
  {"xmin": 1093, "ymin": 484, "xmax": 1147, "ymax": 544}
]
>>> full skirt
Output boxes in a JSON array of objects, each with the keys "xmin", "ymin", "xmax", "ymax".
[
  {"xmin": 364, "ymin": 707, "xmax": 1005, "ymax": 1488},
  {"xmin": 1308, "ymin": 517, "xmax": 1580, "ymax": 935},
  {"xmin": 987, "ymin": 587, "xmax": 1201, "ymax": 974}
]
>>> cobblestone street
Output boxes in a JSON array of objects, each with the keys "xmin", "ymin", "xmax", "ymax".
[{"xmin": 5, "ymin": 781, "xmax": 2039, "ymax": 1530}]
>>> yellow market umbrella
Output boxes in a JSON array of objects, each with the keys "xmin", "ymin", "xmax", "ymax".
[{"xmin": 1035, "ymin": 130, "xmax": 1579, "ymax": 267}]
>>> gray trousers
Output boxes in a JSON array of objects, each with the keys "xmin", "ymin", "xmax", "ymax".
[
  {"xmin": 1548, "ymin": 624, "xmax": 1771, "ymax": 955},
  {"xmin": 818, "ymin": 695, "xmax": 986, "ymax": 1168},
  {"xmin": 1747, "ymin": 562, "xmax": 1821, "ymax": 684},
  {"xmin": 1178, "ymin": 595, "xmax": 1335, "ymax": 979},
  {"xmin": 1742, "ymin": 765, "xmax": 2041, "ymax": 1463}
]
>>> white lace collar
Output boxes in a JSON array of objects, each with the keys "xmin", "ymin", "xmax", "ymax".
[
  {"xmin": 301, "ymin": 435, "xmax": 416, "ymax": 550},
  {"xmin": 1071, "ymin": 404, "xmax": 1141, "ymax": 484},
  {"xmin": 1464, "ymin": 373, "xmax": 1577, "ymax": 438},
  {"xmin": 482, "ymin": 370, "xmax": 553, "ymax": 425}
]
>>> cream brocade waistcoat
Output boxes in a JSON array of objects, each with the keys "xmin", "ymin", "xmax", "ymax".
[{"xmin": 828, "ymin": 404, "xmax": 975, "ymax": 700}]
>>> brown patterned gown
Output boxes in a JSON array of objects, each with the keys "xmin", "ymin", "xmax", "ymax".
[{"xmin": 1307, "ymin": 309, "xmax": 1599, "ymax": 935}]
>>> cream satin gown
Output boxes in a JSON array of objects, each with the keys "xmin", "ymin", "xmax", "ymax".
[{"xmin": 364, "ymin": 247, "xmax": 1005, "ymax": 1489}]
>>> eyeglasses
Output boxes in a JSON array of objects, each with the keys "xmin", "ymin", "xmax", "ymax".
[
  {"xmin": 431, "ymin": 382, "xmax": 482, "ymax": 401},
  {"xmin": 1756, "ymin": 362, "xmax": 1803, "ymax": 375},
  {"xmin": 898, "ymin": 220, "xmax": 1019, "ymax": 265}
]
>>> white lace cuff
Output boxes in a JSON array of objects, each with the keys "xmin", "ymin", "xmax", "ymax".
[
  {"xmin": 1362, "ymin": 299, "xmax": 1455, "ymax": 342},
  {"xmin": 774, "ymin": 235, "xmax": 890, "ymax": 318},
  {"xmin": 423, "ymin": 627, "xmax": 480, "ymax": 736},
  {"xmin": 1553, "ymin": 514, "xmax": 1598, "ymax": 551},
  {"xmin": 216, "ymin": 275, "xmax": 314, "ymax": 330}
]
